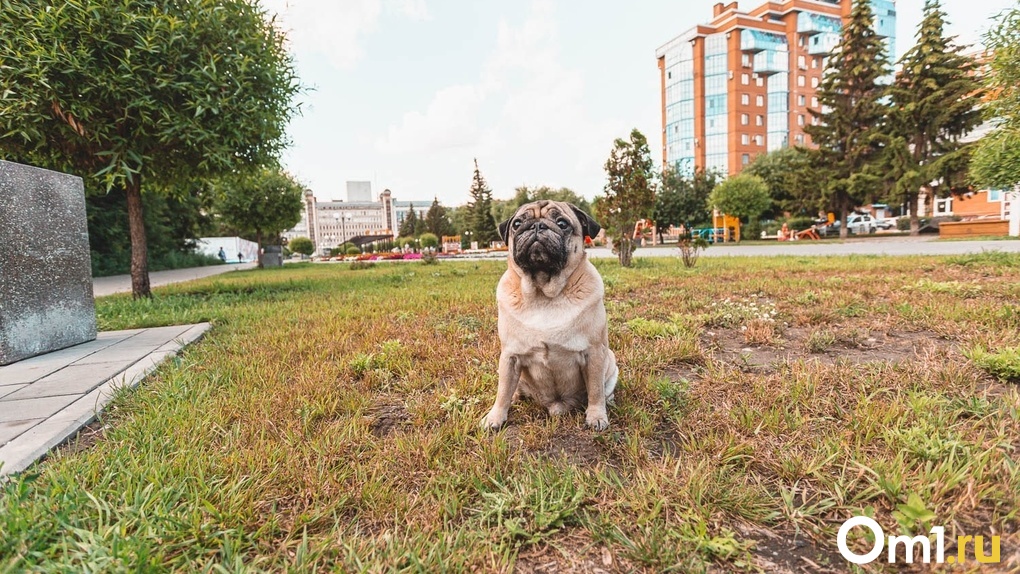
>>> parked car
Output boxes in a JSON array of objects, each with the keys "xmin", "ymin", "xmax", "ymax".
[
  {"xmin": 817, "ymin": 214, "xmax": 877, "ymax": 235},
  {"xmin": 875, "ymin": 217, "xmax": 896, "ymax": 230}
]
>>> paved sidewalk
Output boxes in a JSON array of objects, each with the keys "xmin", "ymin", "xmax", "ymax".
[
  {"xmin": 93, "ymin": 263, "xmax": 256, "ymax": 297},
  {"xmin": 0, "ymin": 323, "xmax": 210, "ymax": 477}
]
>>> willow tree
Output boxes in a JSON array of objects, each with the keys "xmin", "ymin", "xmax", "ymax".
[{"xmin": 0, "ymin": 0, "xmax": 300, "ymax": 297}]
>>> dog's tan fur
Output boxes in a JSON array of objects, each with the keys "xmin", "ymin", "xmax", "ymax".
[{"xmin": 481, "ymin": 200, "xmax": 618, "ymax": 431}]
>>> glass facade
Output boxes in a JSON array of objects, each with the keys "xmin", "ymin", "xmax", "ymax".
[
  {"xmin": 663, "ymin": 38, "xmax": 695, "ymax": 176},
  {"xmin": 704, "ymin": 34, "xmax": 728, "ymax": 174}
]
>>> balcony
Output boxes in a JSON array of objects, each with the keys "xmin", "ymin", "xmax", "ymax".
[
  {"xmin": 753, "ymin": 51, "xmax": 788, "ymax": 76},
  {"xmin": 740, "ymin": 29, "xmax": 786, "ymax": 53},
  {"xmin": 808, "ymin": 32, "xmax": 840, "ymax": 56},
  {"xmin": 797, "ymin": 12, "xmax": 841, "ymax": 36}
]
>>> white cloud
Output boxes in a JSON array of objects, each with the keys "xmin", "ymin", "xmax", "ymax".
[
  {"xmin": 261, "ymin": 0, "xmax": 430, "ymax": 69},
  {"xmin": 386, "ymin": 0, "xmax": 430, "ymax": 21},
  {"xmin": 375, "ymin": 85, "xmax": 484, "ymax": 154}
]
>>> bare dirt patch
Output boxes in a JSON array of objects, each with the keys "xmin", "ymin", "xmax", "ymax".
[
  {"xmin": 514, "ymin": 532, "xmax": 633, "ymax": 574},
  {"xmin": 738, "ymin": 524, "xmax": 848, "ymax": 573},
  {"xmin": 703, "ymin": 327, "xmax": 949, "ymax": 373},
  {"xmin": 364, "ymin": 400, "xmax": 409, "ymax": 437}
]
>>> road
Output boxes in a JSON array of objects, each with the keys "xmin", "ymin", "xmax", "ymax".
[
  {"xmin": 585, "ymin": 236, "xmax": 1020, "ymax": 259},
  {"xmin": 92, "ymin": 263, "xmax": 257, "ymax": 297},
  {"xmin": 91, "ymin": 238, "xmax": 1018, "ymax": 296}
]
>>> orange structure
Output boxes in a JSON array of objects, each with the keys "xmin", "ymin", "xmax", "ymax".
[
  {"xmin": 712, "ymin": 210, "xmax": 741, "ymax": 242},
  {"xmin": 655, "ymin": 0, "xmax": 895, "ymax": 176}
]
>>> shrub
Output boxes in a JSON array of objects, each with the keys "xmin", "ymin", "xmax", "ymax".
[
  {"xmin": 349, "ymin": 261, "xmax": 375, "ymax": 270},
  {"xmin": 419, "ymin": 233, "xmax": 439, "ymax": 250},
  {"xmin": 346, "ymin": 245, "xmax": 361, "ymax": 255}
]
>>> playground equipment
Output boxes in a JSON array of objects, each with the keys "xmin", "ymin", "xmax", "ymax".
[
  {"xmin": 633, "ymin": 219, "xmax": 657, "ymax": 245},
  {"xmin": 441, "ymin": 235, "xmax": 461, "ymax": 253},
  {"xmin": 711, "ymin": 210, "xmax": 741, "ymax": 243}
]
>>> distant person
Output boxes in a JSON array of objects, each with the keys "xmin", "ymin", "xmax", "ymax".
[
  {"xmin": 217, "ymin": 247, "xmax": 226, "ymax": 262},
  {"xmin": 238, "ymin": 251, "xmax": 243, "ymax": 263}
]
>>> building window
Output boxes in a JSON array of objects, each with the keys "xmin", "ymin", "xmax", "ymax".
[
  {"xmin": 754, "ymin": 135, "xmax": 763, "ymax": 146},
  {"xmin": 756, "ymin": 114, "xmax": 764, "ymax": 126},
  {"xmin": 798, "ymin": 114, "xmax": 805, "ymax": 126},
  {"xmin": 811, "ymin": 57, "xmax": 819, "ymax": 69},
  {"xmin": 794, "ymin": 134, "xmax": 805, "ymax": 144},
  {"xmin": 798, "ymin": 55, "xmax": 806, "ymax": 69},
  {"xmin": 742, "ymin": 153, "xmax": 750, "ymax": 165},
  {"xmin": 798, "ymin": 75, "xmax": 806, "ymax": 87},
  {"xmin": 668, "ymin": 71, "xmax": 672, "ymax": 79},
  {"xmin": 989, "ymin": 189, "xmax": 1003, "ymax": 201},
  {"xmin": 741, "ymin": 73, "xmax": 749, "ymax": 85},
  {"xmin": 741, "ymin": 113, "xmax": 749, "ymax": 125},
  {"xmin": 756, "ymin": 76, "xmax": 764, "ymax": 86},
  {"xmin": 741, "ymin": 134, "xmax": 750, "ymax": 144},
  {"xmin": 811, "ymin": 96, "xmax": 818, "ymax": 107},
  {"xmin": 741, "ymin": 93, "xmax": 749, "ymax": 105},
  {"xmin": 756, "ymin": 95, "xmax": 764, "ymax": 106},
  {"xmin": 798, "ymin": 95, "xmax": 806, "ymax": 106},
  {"xmin": 742, "ymin": 53, "xmax": 751, "ymax": 67},
  {"xmin": 811, "ymin": 76, "xmax": 819, "ymax": 88}
]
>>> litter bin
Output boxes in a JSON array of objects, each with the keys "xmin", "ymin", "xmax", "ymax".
[{"xmin": 262, "ymin": 245, "xmax": 283, "ymax": 267}]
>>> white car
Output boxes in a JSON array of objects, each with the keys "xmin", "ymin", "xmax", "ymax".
[{"xmin": 819, "ymin": 214, "xmax": 877, "ymax": 235}]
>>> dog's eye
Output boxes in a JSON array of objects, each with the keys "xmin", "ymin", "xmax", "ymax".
[
  {"xmin": 556, "ymin": 218, "xmax": 570, "ymax": 230},
  {"xmin": 512, "ymin": 219, "xmax": 522, "ymax": 230}
]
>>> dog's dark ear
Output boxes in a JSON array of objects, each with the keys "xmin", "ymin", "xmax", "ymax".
[
  {"xmin": 570, "ymin": 205, "xmax": 601, "ymax": 239},
  {"xmin": 498, "ymin": 217, "xmax": 511, "ymax": 243}
]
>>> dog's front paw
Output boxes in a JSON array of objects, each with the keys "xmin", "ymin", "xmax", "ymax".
[
  {"xmin": 481, "ymin": 408, "xmax": 508, "ymax": 431},
  {"xmin": 585, "ymin": 407, "xmax": 609, "ymax": 431}
]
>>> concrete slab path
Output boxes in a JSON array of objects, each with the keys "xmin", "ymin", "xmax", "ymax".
[
  {"xmin": 92, "ymin": 263, "xmax": 256, "ymax": 297},
  {"xmin": 0, "ymin": 323, "xmax": 210, "ymax": 476}
]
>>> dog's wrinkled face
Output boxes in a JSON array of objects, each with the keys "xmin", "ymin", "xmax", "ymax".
[{"xmin": 499, "ymin": 201, "xmax": 601, "ymax": 278}]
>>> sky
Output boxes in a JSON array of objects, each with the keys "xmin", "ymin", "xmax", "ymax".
[{"xmin": 257, "ymin": 0, "xmax": 1013, "ymax": 206}]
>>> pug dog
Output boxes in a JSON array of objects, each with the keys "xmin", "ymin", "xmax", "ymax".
[{"xmin": 481, "ymin": 200, "xmax": 619, "ymax": 431}]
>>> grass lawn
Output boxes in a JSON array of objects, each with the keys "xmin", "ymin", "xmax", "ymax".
[{"xmin": 2, "ymin": 254, "xmax": 1019, "ymax": 572}]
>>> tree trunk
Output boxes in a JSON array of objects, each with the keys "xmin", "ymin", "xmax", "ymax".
[
  {"xmin": 908, "ymin": 194, "xmax": 920, "ymax": 235},
  {"xmin": 839, "ymin": 206, "xmax": 849, "ymax": 240},
  {"xmin": 256, "ymin": 229, "xmax": 264, "ymax": 269},
  {"xmin": 618, "ymin": 236, "xmax": 633, "ymax": 267},
  {"xmin": 125, "ymin": 176, "xmax": 151, "ymax": 298}
]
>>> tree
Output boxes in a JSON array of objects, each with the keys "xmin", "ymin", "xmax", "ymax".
[
  {"xmin": 708, "ymin": 174, "xmax": 772, "ymax": 234},
  {"xmin": 424, "ymin": 197, "xmax": 455, "ymax": 238},
  {"xmin": 884, "ymin": 0, "xmax": 983, "ymax": 234},
  {"xmin": 496, "ymin": 186, "xmax": 592, "ymax": 222},
  {"xmin": 804, "ymin": 0, "xmax": 891, "ymax": 238},
  {"xmin": 399, "ymin": 204, "xmax": 420, "ymax": 238},
  {"xmin": 595, "ymin": 129, "xmax": 656, "ymax": 267},
  {"xmin": 0, "ymin": 0, "xmax": 299, "ymax": 297},
  {"xmin": 289, "ymin": 236, "xmax": 314, "ymax": 257},
  {"xmin": 743, "ymin": 148, "xmax": 818, "ymax": 217},
  {"xmin": 466, "ymin": 159, "xmax": 499, "ymax": 246},
  {"xmin": 419, "ymin": 233, "xmax": 439, "ymax": 250},
  {"xmin": 971, "ymin": 5, "xmax": 1020, "ymax": 189},
  {"xmin": 214, "ymin": 169, "xmax": 304, "ymax": 268},
  {"xmin": 654, "ymin": 167, "xmax": 719, "ymax": 241}
]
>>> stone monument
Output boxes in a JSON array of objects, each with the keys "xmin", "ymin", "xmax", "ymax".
[{"xmin": 0, "ymin": 160, "xmax": 96, "ymax": 365}]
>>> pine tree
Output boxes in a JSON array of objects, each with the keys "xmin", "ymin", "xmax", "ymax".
[
  {"xmin": 885, "ymin": 0, "xmax": 982, "ymax": 234},
  {"xmin": 466, "ymin": 159, "xmax": 499, "ymax": 246},
  {"xmin": 424, "ymin": 197, "xmax": 454, "ymax": 238},
  {"xmin": 399, "ymin": 203, "xmax": 419, "ymax": 238},
  {"xmin": 804, "ymin": 0, "xmax": 891, "ymax": 238},
  {"xmin": 595, "ymin": 129, "xmax": 656, "ymax": 267}
]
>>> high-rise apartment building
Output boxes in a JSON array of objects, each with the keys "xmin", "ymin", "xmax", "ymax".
[{"xmin": 656, "ymin": 0, "xmax": 895, "ymax": 177}]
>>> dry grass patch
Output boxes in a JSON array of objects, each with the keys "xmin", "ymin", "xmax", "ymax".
[{"xmin": 2, "ymin": 255, "xmax": 1019, "ymax": 571}]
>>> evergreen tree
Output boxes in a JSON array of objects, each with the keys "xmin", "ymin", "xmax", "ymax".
[
  {"xmin": 398, "ymin": 203, "xmax": 419, "ymax": 238},
  {"xmin": 595, "ymin": 129, "xmax": 656, "ymax": 267},
  {"xmin": 885, "ymin": 0, "xmax": 982, "ymax": 234},
  {"xmin": 970, "ymin": 5, "xmax": 1020, "ymax": 189},
  {"xmin": 466, "ymin": 159, "xmax": 499, "ymax": 245},
  {"xmin": 424, "ymin": 197, "xmax": 454, "ymax": 238},
  {"xmin": 804, "ymin": 0, "xmax": 891, "ymax": 238}
]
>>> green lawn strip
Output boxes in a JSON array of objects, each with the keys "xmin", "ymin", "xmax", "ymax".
[{"xmin": 2, "ymin": 256, "xmax": 1018, "ymax": 571}]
